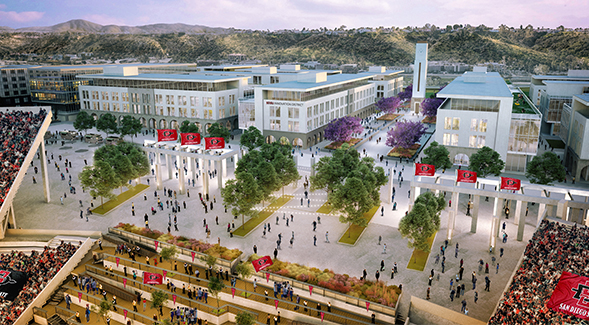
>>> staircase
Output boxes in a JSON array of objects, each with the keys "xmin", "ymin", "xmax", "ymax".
[
  {"xmin": 47, "ymin": 287, "xmax": 67, "ymax": 307},
  {"xmin": 47, "ymin": 314, "xmax": 68, "ymax": 325}
]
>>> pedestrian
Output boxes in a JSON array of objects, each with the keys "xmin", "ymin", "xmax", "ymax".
[
  {"xmin": 378, "ymin": 235, "xmax": 382, "ymax": 245},
  {"xmin": 381, "ymin": 206, "xmax": 384, "ymax": 216},
  {"xmin": 426, "ymin": 287, "xmax": 431, "ymax": 300},
  {"xmin": 461, "ymin": 299, "xmax": 467, "ymax": 312},
  {"xmin": 496, "ymin": 263, "xmax": 500, "ymax": 274},
  {"xmin": 383, "ymin": 243, "xmax": 386, "ymax": 254},
  {"xmin": 325, "ymin": 231, "xmax": 329, "ymax": 243},
  {"xmin": 274, "ymin": 248, "xmax": 278, "ymax": 260},
  {"xmin": 375, "ymin": 270, "xmax": 380, "ymax": 282},
  {"xmin": 500, "ymin": 247, "xmax": 504, "ymax": 257},
  {"xmin": 450, "ymin": 289, "xmax": 455, "ymax": 301},
  {"xmin": 253, "ymin": 245, "xmax": 257, "ymax": 254},
  {"xmin": 313, "ymin": 235, "xmax": 317, "ymax": 246},
  {"xmin": 474, "ymin": 291, "xmax": 478, "ymax": 303}
]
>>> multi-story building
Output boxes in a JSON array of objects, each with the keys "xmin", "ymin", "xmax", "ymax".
[
  {"xmin": 0, "ymin": 65, "xmax": 37, "ymax": 107},
  {"xmin": 561, "ymin": 94, "xmax": 589, "ymax": 181},
  {"xmin": 78, "ymin": 66, "xmax": 249, "ymax": 132},
  {"xmin": 30, "ymin": 63, "xmax": 195, "ymax": 121},
  {"xmin": 435, "ymin": 67, "xmax": 542, "ymax": 173}
]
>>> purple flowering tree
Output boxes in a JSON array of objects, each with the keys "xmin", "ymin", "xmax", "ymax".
[
  {"xmin": 386, "ymin": 120, "xmax": 427, "ymax": 149},
  {"xmin": 397, "ymin": 84, "xmax": 413, "ymax": 102},
  {"xmin": 421, "ymin": 97, "xmax": 444, "ymax": 117},
  {"xmin": 324, "ymin": 116, "xmax": 364, "ymax": 143},
  {"xmin": 375, "ymin": 96, "xmax": 401, "ymax": 114}
]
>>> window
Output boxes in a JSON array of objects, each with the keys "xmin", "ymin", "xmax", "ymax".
[
  {"xmin": 190, "ymin": 96, "xmax": 198, "ymax": 106},
  {"xmin": 179, "ymin": 95, "xmax": 187, "ymax": 106},
  {"xmin": 288, "ymin": 108, "xmax": 299, "ymax": 119},
  {"xmin": 469, "ymin": 135, "xmax": 486, "ymax": 148},
  {"xmin": 253, "ymin": 76, "xmax": 261, "ymax": 85},
  {"xmin": 443, "ymin": 133, "xmax": 459, "ymax": 146},
  {"xmin": 470, "ymin": 119, "xmax": 478, "ymax": 132},
  {"xmin": 270, "ymin": 76, "xmax": 279, "ymax": 84},
  {"xmin": 326, "ymin": 101, "xmax": 330, "ymax": 110},
  {"xmin": 314, "ymin": 105, "xmax": 318, "ymax": 115},
  {"xmin": 112, "ymin": 92, "xmax": 119, "ymax": 101},
  {"xmin": 270, "ymin": 119, "xmax": 281, "ymax": 130},
  {"xmin": 479, "ymin": 119, "xmax": 488, "ymax": 132},
  {"xmin": 452, "ymin": 118, "xmax": 460, "ymax": 130},
  {"xmin": 218, "ymin": 96, "xmax": 225, "ymax": 106},
  {"xmin": 451, "ymin": 134, "xmax": 459, "ymax": 146},
  {"xmin": 445, "ymin": 117, "xmax": 452, "ymax": 130},
  {"xmin": 307, "ymin": 107, "xmax": 312, "ymax": 117},
  {"xmin": 191, "ymin": 109, "xmax": 198, "ymax": 118},
  {"xmin": 270, "ymin": 106, "xmax": 281, "ymax": 117},
  {"xmin": 288, "ymin": 121, "xmax": 300, "ymax": 132},
  {"xmin": 203, "ymin": 97, "xmax": 212, "ymax": 107},
  {"xmin": 229, "ymin": 94, "xmax": 235, "ymax": 104},
  {"xmin": 307, "ymin": 120, "xmax": 312, "ymax": 131},
  {"xmin": 218, "ymin": 108, "xmax": 225, "ymax": 118}
]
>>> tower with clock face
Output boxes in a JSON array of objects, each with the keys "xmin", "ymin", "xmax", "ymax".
[{"xmin": 411, "ymin": 42, "xmax": 428, "ymax": 114}]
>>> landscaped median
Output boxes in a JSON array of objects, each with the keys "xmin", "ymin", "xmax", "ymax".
[
  {"xmin": 316, "ymin": 201, "xmax": 333, "ymax": 214},
  {"xmin": 338, "ymin": 206, "xmax": 379, "ymax": 245},
  {"xmin": 406, "ymin": 232, "xmax": 436, "ymax": 271},
  {"xmin": 91, "ymin": 184, "xmax": 150, "ymax": 214},
  {"xmin": 233, "ymin": 195, "xmax": 294, "ymax": 237}
]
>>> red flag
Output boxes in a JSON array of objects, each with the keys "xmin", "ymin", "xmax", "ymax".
[
  {"xmin": 415, "ymin": 163, "xmax": 435, "ymax": 176},
  {"xmin": 115, "ymin": 257, "xmax": 120, "ymax": 267},
  {"xmin": 366, "ymin": 301, "xmax": 370, "ymax": 311},
  {"xmin": 157, "ymin": 129, "xmax": 178, "ymax": 142},
  {"xmin": 232, "ymin": 287, "xmax": 236, "ymax": 298},
  {"xmin": 163, "ymin": 270, "xmax": 167, "ymax": 281},
  {"xmin": 143, "ymin": 272, "xmax": 163, "ymax": 285},
  {"xmin": 266, "ymin": 273, "xmax": 270, "ymax": 283},
  {"xmin": 547, "ymin": 271, "xmax": 589, "ymax": 320},
  {"xmin": 252, "ymin": 256, "xmax": 273, "ymax": 272},
  {"xmin": 191, "ymin": 252, "xmax": 195, "ymax": 262},
  {"xmin": 275, "ymin": 300, "xmax": 279, "ymax": 309},
  {"xmin": 204, "ymin": 137, "xmax": 225, "ymax": 150},
  {"xmin": 78, "ymin": 292, "xmax": 82, "ymax": 302},
  {"xmin": 123, "ymin": 278, "xmax": 127, "ymax": 288},
  {"xmin": 154, "ymin": 241, "xmax": 159, "ymax": 250},
  {"xmin": 124, "ymin": 310, "xmax": 128, "ymax": 320},
  {"xmin": 173, "ymin": 294, "xmax": 177, "ymax": 305},
  {"xmin": 500, "ymin": 177, "xmax": 521, "ymax": 191},
  {"xmin": 181, "ymin": 133, "xmax": 201, "ymax": 145},
  {"xmin": 309, "ymin": 285, "xmax": 313, "ymax": 296},
  {"xmin": 321, "ymin": 312, "xmax": 324, "ymax": 322},
  {"xmin": 456, "ymin": 170, "xmax": 477, "ymax": 183}
]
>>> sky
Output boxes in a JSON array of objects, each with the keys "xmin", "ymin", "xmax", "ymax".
[{"xmin": 0, "ymin": 0, "xmax": 587, "ymax": 30}]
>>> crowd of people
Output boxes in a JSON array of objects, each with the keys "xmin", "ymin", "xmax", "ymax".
[
  {"xmin": 489, "ymin": 220, "xmax": 589, "ymax": 324},
  {"xmin": 0, "ymin": 242, "xmax": 79, "ymax": 324},
  {"xmin": 0, "ymin": 109, "xmax": 47, "ymax": 207}
]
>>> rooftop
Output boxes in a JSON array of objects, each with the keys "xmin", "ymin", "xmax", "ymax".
[
  {"xmin": 30, "ymin": 63, "xmax": 193, "ymax": 71},
  {"xmin": 437, "ymin": 71, "xmax": 512, "ymax": 98},
  {"xmin": 574, "ymin": 94, "xmax": 589, "ymax": 104},
  {"xmin": 543, "ymin": 80, "xmax": 589, "ymax": 85},
  {"xmin": 259, "ymin": 73, "xmax": 375, "ymax": 91},
  {"xmin": 78, "ymin": 73, "xmax": 248, "ymax": 83},
  {"xmin": 533, "ymin": 75, "xmax": 589, "ymax": 80}
]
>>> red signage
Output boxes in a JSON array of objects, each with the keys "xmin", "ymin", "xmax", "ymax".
[
  {"xmin": 252, "ymin": 256, "xmax": 273, "ymax": 272},
  {"xmin": 414, "ymin": 163, "xmax": 435, "ymax": 176},
  {"xmin": 181, "ymin": 133, "xmax": 201, "ymax": 145},
  {"xmin": 205, "ymin": 137, "xmax": 225, "ymax": 150},
  {"xmin": 143, "ymin": 272, "xmax": 163, "ymax": 285},
  {"xmin": 157, "ymin": 129, "xmax": 178, "ymax": 142},
  {"xmin": 547, "ymin": 271, "xmax": 589, "ymax": 320},
  {"xmin": 457, "ymin": 170, "xmax": 477, "ymax": 183},
  {"xmin": 500, "ymin": 177, "xmax": 521, "ymax": 191}
]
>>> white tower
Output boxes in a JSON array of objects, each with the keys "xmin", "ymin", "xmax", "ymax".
[{"xmin": 411, "ymin": 42, "xmax": 428, "ymax": 114}]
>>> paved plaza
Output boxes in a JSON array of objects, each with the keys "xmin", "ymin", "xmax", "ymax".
[{"xmin": 12, "ymin": 110, "xmax": 589, "ymax": 323}]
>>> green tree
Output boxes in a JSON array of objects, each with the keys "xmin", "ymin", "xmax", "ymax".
[
  {"xmin": 399, "ymin": 192, "xmax": 445, "ymax": 252},
  {"xmin": 179, "ymin": 120, "xmax": 200, "ymax": 133},
  {"xmin": 234, "ymin": 262, "xmax": 252, "ymax": 281},
  {"xmin": 468, "ymin": 146, "xmax": 505, "ymax": 178},
  {"xmin": 79, "ymin": 160, "xmax": 118, "ymax": 207},
  {"xmin": 235, "ymin": 311, "xmax": 256, "ymax": 325},
  {"xmin": 208, "ymin": 276, "xmax": 226, "ymax": 311},
  {"xmin": 90, "ymin": 300, "xmax": 112, "ymax": 324},
  {"xmin": 269, "ymin": 147, "xmax": 300, "ymax": 196},
  {"xmin": 93, "ymin": 142, "xmax": 149, "ymax": 187},
  {"xmin": 525, "ymin": 152, "xmax": 565, "ymax": 185},
  {"xmin": 73, "ymin": 111, "xmax": 95, "ymax": 135},
  {"xmin": 150, "ymin": 290, "xmax": 169, "ymax": 312},
  {"xmin": 200, "ymin": 255, "xmax": 217, "ymax": 270},
  {"xmin": 422, "ymin": 141, "xmax": 452, "ymax": 170},
  {"xmin": 240, "ymin": 126, "xmax": 264, "ymax": 151},
  {"xmin": 119, "ymin": 115, "xmax": 143, "ymax": 142},
  {"xmin": 96, "ymin": 113, "xmax": 118, "ymax": 137},
  {"xmin": 206, "ymin": 122, "xmax": 230, "ymax": 142},
  {"xmin": 331, "ymin": 177, "xmax": 372, "ymax": 236},
  {"xmin": 159, "ymin": 246, "xmax": 177, "ymax": 264},
  {"xmin": 221, "ymin": 171, "xmax": 263, "ymax": 230}
]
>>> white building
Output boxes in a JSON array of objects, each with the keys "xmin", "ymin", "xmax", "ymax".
[
  {"xmin": 561, "ymin": 94, "xmax": 589, "ymax": 181},
  {"xmin": 411, "ymin": 42, "xmax": 428, "ymax": 113},
  {"xmin": 436, "ymin": 67, "xmax": 542, "ymax": 173}
]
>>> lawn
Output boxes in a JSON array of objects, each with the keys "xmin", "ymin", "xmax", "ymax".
[
  {"xmin": 406, "ymin": 233, "xmax": 437, "ymax": 271},
  {"xmin": 513, "ymin": 93, "xmax": 536, "ymax": 114},
  {"xmin": 325, "ymin": 138, "xmax": 361, "ymax": 150},
  {"xmin": 232, "ymin": 195, "xmax": 294, "ymax": 237},
  {"xmin": 387, "ymin": 144, "xmax": 421, "ymax": 158},
  {"xmin": 338, "ymin": 206, "xmax": 379, "ymax": 245},
  {"xmin": 316, "ymin": 201, "xmax": 333, "ymax": 214},
  {"xmin": 376, "ymin": 113, "xmax": 401, "ymax": 121},
  {"xmin": 422, "ymin": 116, "xmax": 436, "ymax": 124},
  {"xmin": 91, "ymin": 184, "xmax": 150, "ymax": 215},
  {"xmin": 546, "ymin": 139, "xmax": 565, "ymax": 149}
]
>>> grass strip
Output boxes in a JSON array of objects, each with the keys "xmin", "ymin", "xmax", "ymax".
[
  {"xmin": 233, "ymin": 195, "xmax": 294, "ymax": 237},
  {"xmin": 316, "ymin": 201, "xmax": 333, "ymax": 214},
  {"xmin": 91, "ymin": 184, "xmax": 150, "ymax": 215},
  {"xmin": 406, "ymin": 233, "xmax": 437, "ymax": 271},
  {"xmin": 338, "ymin": 206, "xmax": 379, "ymax": 245}
]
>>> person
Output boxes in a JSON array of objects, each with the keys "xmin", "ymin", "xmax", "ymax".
[
  {"xmin": 426, "ymin": 287, "xmax": 431, "ymax": 300},
  {"xmin": 253, "ymin": 245, "xmax": 258, "ymax": 254},
  {"xmin": 75, "ymin": 311, "xmax": 81, "ymax": 323},
  {"xmin": 313, "ymin": 235, "xmax": 317, "ymax": 246},
  {"xmin": 375, "ymin": 270, "xmax": 380, "ymax": 282},
  {"xmin": 325, "ymin": 231, "xmax": 329, "ymax": 243},
  {"xmin": 383, "ymin": 243, "xmax": 387, "ymax": 254}
]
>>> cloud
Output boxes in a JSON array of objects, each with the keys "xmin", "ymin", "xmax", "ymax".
[{"xmin": 0, "ymin": 10, "xmax": 44, "ymax": 23}]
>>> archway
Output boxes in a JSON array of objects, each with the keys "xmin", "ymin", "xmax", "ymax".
[
  {"xmin": 454, "ymin": 153, "xmax": 469, "ymax": 166},
  {"xmin": 226, "ymin": 120, "xmax": 232, "ymax": 131},
  {"xmin": 195, "ymin": 122, "xmax": 202, "ymax": 133},
  {"xmin": 159, "ymin": 119, "xmax": 168, "ymax": 129},
  {"xmin": 170, "ymin": 120, "xmax": 179, "ymax": 130},
  {"xmin": 139, "ymin": 117, "xmax": 147, "ymax": 128},
  {"xmin": 91, "ymin": 113, "xmax": 98, "ymax": 121},
  {"xmin": 293, "ymin": 138, "xmax": 303, "ymax": 147},
  {"xmin": 265, "ymin": 135, "xmax": 276, "ymax": 144},
  {"xmin": 205, "ymin": 123, "xmax": 212, "ymax": 133},
  {"xmin": 149, "ymin": 118, "xmax": 157, "ymax": 129},
  {"xmin": 581, "ymin": 165, "xmax": 589, "ymax": 181},
  {"xmin": 279, "ymin": 137, "xmax": 290, "ymax": 146},
  {"xmin": 233, "ymin": 119, "xmax": 239, "ymax": 130},
  {"xmin": 118, "ymin": 115, "xmax": 124, "ymax": 126},
  {"xmin": 313, "ymin": 134, "xmax": 318, "ymax": 145},
  {"xmin": 307, "ymin": 137, "xmax": 312, "ymax": 148},
  {"xmin": 319, "ymin": 132, "xmax": 323, "ymax": 142}
]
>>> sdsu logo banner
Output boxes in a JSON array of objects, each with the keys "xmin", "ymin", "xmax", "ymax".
[
  {"xmin": 181, "ymin": 133, "xmax": 201, "ymax": 145},
  {"xmin": 0, "ymin": 270, "xmax": 29, "ymax": 301},
  {"xmin": 205, "ymin": 137, "xmax": 225, "ymax": 150},
  {"xmin": 414, "ymin": 163, "xmax": 435, "ymax": 177},
  {"xmin": 547, "ymin": 272, "xmax": 589, "ymax": 320},
  {"xmin": 500, "ymin": 177, "xmax": 521, "ymax": 191},
  {"xmin": 252, "ymin": 256, "xmax": 273, "ymax": 272},
  {"xmin": 157, "ymin": 129, "xmax": 178, "ymax": 142},
  {"xmin": 143, "ymin": 272, "xmax": 163, "ymax": 285},
  {"xmin": 457, "ymin": 170, "xmax": 477, "ymax": 183}
]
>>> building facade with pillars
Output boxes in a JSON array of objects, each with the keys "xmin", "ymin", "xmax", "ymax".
[
  {"xmin": 0, "ymin": 65, "xmax": 38, "ymax": 107},
  {"xmin": 561, "ymin": 94, "xmax": 589, "ymax": 181},
  {"xmin": 435, "ymin": 67, "xmax": 541, "ymax": 173},
  {"xmin": 78, "ymin": 66, "xmax": 250, "ymax": 133}
]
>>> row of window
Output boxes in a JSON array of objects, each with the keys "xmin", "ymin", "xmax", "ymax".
[
  {"xmin": 82, "ymin": 90, "xmax": 236, "ymax": 108},
  {"xmin": 269, "ymin": 119, "xmax": 300, "ymax": 132},
  {"xmin": 82, "ymin": 100, "xmax": 236, "ymax": 119},
  {"xmin": 444, "ymin": 117, "xmax": 488, "ymax": 132},
  {"xmin": 443, "ymin": 133, "xmax": 486, "ymax": 148}
]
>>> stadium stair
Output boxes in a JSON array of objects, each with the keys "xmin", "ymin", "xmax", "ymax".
[{"xmin": 47, "ymin": 314, "xmax": 68, "ymax": 325}]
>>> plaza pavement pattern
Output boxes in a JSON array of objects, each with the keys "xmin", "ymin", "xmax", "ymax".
[{"xmin": 12, "ymin": 111, "xmax": 587, "ymax": 323}]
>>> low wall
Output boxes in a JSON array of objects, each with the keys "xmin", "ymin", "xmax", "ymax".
[
  {"xmin": 408, "ymin": 296, "xmax": 487, "ymax": 325},
  {"xmin": 15, "ymin": 237, "xmax": 94, "ymax": 324},
  {"xmin": 5, "ymin": 228, "xmax": 102, "ymax": 237}
]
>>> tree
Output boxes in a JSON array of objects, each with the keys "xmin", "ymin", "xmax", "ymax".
[
  {"xmin": 324, "ymin": 116, "xmax": 363, "ymax": 143},
  {"xmin": 208, "ymin": 276, "xmax": 226, "ymax": 311},
  {"xmin": 386, "ymin": 120, "xmax": 427, "ymax": 149},
  {"xmin": 234, "ymin": 262, "xmax": 252, "ymax": 281},
  {"xmin": 331, "ymin": 177, "xmax": 372, "ymax": 237},
  {"xmin": 90, "ymin": 300, "xmax": 112, "ymax": 324},
  {"xmin": 240, "ymin": 126, "xmax": 264, "ymax": 151},
  {"xmin": 221, "ymin": 171, "xmax": 263, "ymax": 230},
  {"xmin": 159, "ymin": 246, "xmax": 177, "ymax": 264},
  {"xmin": 93, "ymin": 142, "xmax": 150, "ymax": 187},
  {"xmin": 422, "ymin": 141, "xmax": 452, "ymax": 170},
  {"xmin": 179, "ymin": 120, "xmax": 199, "ymax": 133},
  {"xmin": 73, "ymin": 111, "xmax": 95, "ymax": 135},
  {"xmin": 79, "ymin": 160, "xmax": 118, "ymax": 207},
  {"xmin": 119, "ymin": 116, "xmax": 143, "ymax": 142},
  {"xmin": 399, "ymin": 192, "xmax": 445, "ymax": 252},
  {"xmin": 375, "ymin": 96, "xmax": 401, "ymax": 115},
  {"xmin": 96, "ymin": 113, "xmax": 118, "ymax": 137},
  {"xmin": 525, "ymin": 152, "xmax": 565, "ymax": 185},
  {"xmin": 420, "ymin": 97, "xmax": 444, "ymax": 118},
  {"xmin": 206, "ymin": 122, "xmax": 230, "ymax": 142},
  {"xmin": 235, "ymin": 311, "xmax": 256, "ymax": 325},
  {"xmin": 397, "ymin": 84, "xmax": 412, "ymax": 102},
  {"xmin": 469, "ymin": 146, "xmax": 505, "ymax": 178},
  {"xmin": 150, "ymin": 290, "xmax": 169, "ymax": 313},
  {"xmin": 200, "ymin": 255, "xmax": 217, "ymax": 270}
]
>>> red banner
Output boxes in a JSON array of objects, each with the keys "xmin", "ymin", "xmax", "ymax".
[
  {"xmin": 191, "ymin": 252, "xmax": 195, "ymax": 262},
  {"xmin": 78, "ymin": 292, "xmax": 82, "ymax": 302},
  {"xmin": 115, "ymin": 257, "xmax": 120, "ymax": 267},
  {"xmin": 154, "ymin": 241, "xmax": 159, "ymax": 250},
  {"xmin": 547, "ymin": 271, "xmax": 589, "ymax": 320},
  {"xmin": 232, "ymin": 287, "xmax": 236, "ymax": 298},
  {"xmin": 205, "ymin": 137, "xmax": 225, "ymax": 150},
  {"xmin": 266, "ymin": 273, "xmax": 270, "ymax": 283},
  {"xmin": 124, "ymin": 310, "xmax": 127, "ymax": 320},
  {"xmin": 163, "ymin": 270, "xmax": 167, "ymax": 281},
  {"xmin": 275, "ymin": 300, "xmax": 279, "ymax": 309},
  {"xmin": 415, "ymin": 163, "xmax": 435, "ymax": 176},
  {"xmin": 181, "ymin": 133, "xmax": 201, "ymax": 145},
  {"xmin": 309, "ymin": 285, "xmax": 313, "ymax": 296},
  {"xmin": 157, "ymin": 129, "xmax": 178, "ymax": 142},
  {"xmin": 500, "ymin": 177, "xmax": 521, "ymax": 191},
  {"xmin": 123, "ymin": 278, "xmax": 127, "ymax": 288},
  {"xmin": 143, "ymin": 272, "xmax": 163, "ymax": 285},
  {"xmin": 366, "ymin": 301, "xmax": 370, "ymax": 311},
  {"xmin": 252, "ymin": 256, "xmax": 273, "ymax": 272},
  {"xmin": 457, "ymin": 170, "xmax": 477, "ymax": 183},
  {"xmin": 173, "ymin": 294, "xmax": 177, "ymax": 305}
]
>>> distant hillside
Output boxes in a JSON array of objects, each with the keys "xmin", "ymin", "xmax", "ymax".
[{"xmin": 1, "ymin": 22, "xmax": 588, "ymax": 72}]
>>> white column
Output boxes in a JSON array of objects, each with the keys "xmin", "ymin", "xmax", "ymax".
[
  {"xmin": 470, "ymin": 195, "xmax": 480, "ymax": 234},
  {"xmin": 222, "ymin": 158, "xmax": 227, "ymax": 179},
  {"xmin": 218, "ymin": 160, "xmax": 224, "ymax": 189},
  {"xmin": 517, "ymin": 201, "xmax": 526, "ymax": 241},
  {"xmin": 177, "ymin": 148, "xmax": 185, "ymax": 195},
  {"xmin": 202, "ymin": 157, "xmax": 209, "ymax": 197},
  {"xmin": 234, "ymin": 153, "xmax": 239, "ymax": 170},
  {"xmin": 39, "ymin": 141, "xmax": 50, "ymax": 202},
  {"xmin": 190, "ymin": 157, "xmax": 196, "ymax": 185},
  {"xmin": 166, "ymin": 152, "xmax": 172, "ymax": 180},
  {"xmin": 387, "ymin": 168, "xmax": 393, "ymax": 204}
]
